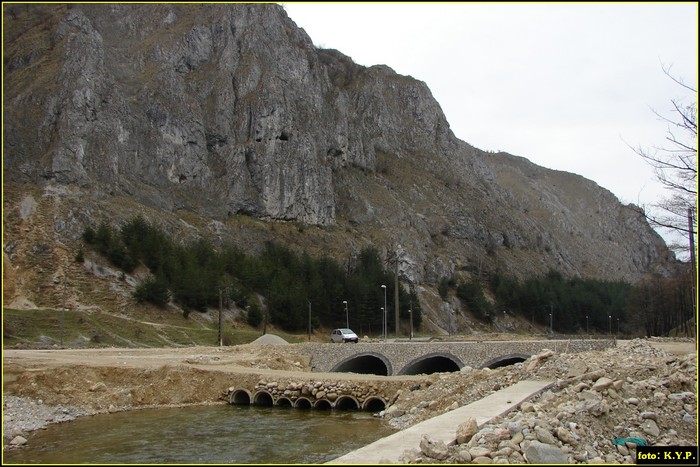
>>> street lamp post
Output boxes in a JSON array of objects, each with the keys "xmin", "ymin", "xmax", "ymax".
[
  {"xmin": 381, "ymin": 285, "xmax": 387, "ymax": 342},
  {"xmin": 549, "ymin": 304, "xmax": 553, "ymax": 334},
  {"xmin": 586, "ymin": 315, "xmax": 589, "ymax": 337},
  {"xmin": 608, "ymin": 315, "xmax": 612, "ymax": 337},
  {"xmin": 380, "ymin": 307, "xmax": 384, "ymax": 340},
  {"xmin": 409, "ymin": 301, "xmax": 413, "ymax": 340},
  {"xmin": 617, "ymin": 318, "xmax": 620, "ymax": 336},
  {"xmin": 343, "ymin": 300, "xmax": 348, "ymax": 329}
]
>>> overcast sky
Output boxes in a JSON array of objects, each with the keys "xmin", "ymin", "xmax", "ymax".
[{"xmin": 283, "ymin": 2, "xmax": 697, "ymax": 253}]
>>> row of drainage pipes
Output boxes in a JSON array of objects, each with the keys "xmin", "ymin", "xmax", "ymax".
[{"xmin": 229, "ymin": 388, "xmax": 387, "ymax": 412}]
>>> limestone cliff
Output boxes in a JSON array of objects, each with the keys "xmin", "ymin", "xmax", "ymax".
[{"xmin": 3, "ymin": 3, "xmax": 677, "ymax": 312}]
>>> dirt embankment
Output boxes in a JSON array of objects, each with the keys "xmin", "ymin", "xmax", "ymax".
[
  {"xmin": 3, "ymin": 343, "xmax": 348, "ymax": 410},
  {"xmin": 2, "ymin": 340, "xmax": 426, "ymax": 448},
  {"xmin": 3, "ymin": 337, "xmax": 697, "ymax": 462}
]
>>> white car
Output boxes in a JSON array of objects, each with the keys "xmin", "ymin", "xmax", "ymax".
[{"xmin": 330, "ymin": 328, "xmax": 359, "ymax": 343}]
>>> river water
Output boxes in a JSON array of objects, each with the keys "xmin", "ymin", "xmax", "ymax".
[{"xmin": 3, "ymin": 404, "xmax": 395, "ymax": 464}]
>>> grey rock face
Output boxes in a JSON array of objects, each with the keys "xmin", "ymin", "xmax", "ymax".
[{"xmin": 3, "ymin": 3, "xmax": 677, "ymax": 284}]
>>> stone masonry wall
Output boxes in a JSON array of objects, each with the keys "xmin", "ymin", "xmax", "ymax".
[
  {"xmin": 300, "ymin": 339, "xmax": 614, "ymax": 375},
  {"xmin": 226, "ymin": 374, "xmax": 427, "ymax": 411}
]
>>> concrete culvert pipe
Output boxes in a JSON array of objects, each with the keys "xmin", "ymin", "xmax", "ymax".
[
  {"xmin": 314, "ymin": 399, "xmax": 333, "ymax": 410},
  {"xmin": 294, "ymin": 397, "xmax": 313, "ymax": 409},
  {"xmin": 275, "ymin": 397, "xmax": 293, "ymax": 407},
  {"xmin": 362, "ymin": 396, "xmax": 386, "ymax": 412},
  {"xmin": 334, "ymin": 395, "xmax": 360, "ymax": 410},
  {"xmin": 252, "ymin": 390, "xmax": 274, "ymax": 406},
  {"xmin": 230, "ymin": 389, "xmax": 251, "ymax": 405}
]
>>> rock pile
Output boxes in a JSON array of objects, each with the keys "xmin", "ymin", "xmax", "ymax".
[{"xmin": 386, "ymin": 339, "xmax": 696, "ymax": 464}]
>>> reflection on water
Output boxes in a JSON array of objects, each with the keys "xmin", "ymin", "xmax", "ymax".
[{"xmin": 3, "ymin": 404, "xmax": 394, "ymax": 464}]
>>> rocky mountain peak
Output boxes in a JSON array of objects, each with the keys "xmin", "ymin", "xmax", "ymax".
[{"xmin": 3, "ymin": 3, "xmax": 677, "ymax": 306}]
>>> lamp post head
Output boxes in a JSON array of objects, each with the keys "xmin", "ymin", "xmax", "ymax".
[{"xmin": 381, "ymin": 285, "xmax": 386, "ymax": 289}]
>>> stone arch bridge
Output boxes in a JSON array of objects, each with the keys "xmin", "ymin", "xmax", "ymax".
[
  {"xmin": 300, "ymin": 339, "xmax": 613, "ymax": 376},
  {"xmin": 227, "ymin": 339, "xmax": 613, "ymax": 411}
]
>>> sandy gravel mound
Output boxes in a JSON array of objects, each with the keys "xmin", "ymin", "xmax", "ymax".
[{"xmin": 249, "ymin": 334, "xmax": 289, "ymax": 345}]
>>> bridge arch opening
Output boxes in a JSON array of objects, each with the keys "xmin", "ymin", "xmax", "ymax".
[
  {"xmin": 481, "ymin": 353, "xmax": 530, "ymax": 369},
  {"xmin": 399, "ymin": 352, "xmax": 463, "ymax": 375},
  {"xmin": 330, "ymin": 353, "xmax": 392, "ymax": 376},
  {"xmin": 294, "ymin": 397, "xmax": 313, "ymax": 409},
  {"xmin": 229, "ymin": 389, "xmax": 251, "ymax": 405},
  {"xmin": 314, "ymin": 399, "xmax": 333, "ymax": 410},
  {"xmin": 252, "ymin": 390, "xmax": 274, "ymax": 406},
  {"xmin": 334, "ymin": 395, "xmax": 360, "ymax": 410},
  {"xmin": 275, "ymin": 397, "xmax": 293, "ymax": 407},
  {"xmin": 362, "ymin": 396, "xmax": 386, "ymax": 412}
]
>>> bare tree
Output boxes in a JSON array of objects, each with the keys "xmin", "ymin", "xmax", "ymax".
[
  {"xmin": 629, "ymin": 65, "xmax": 697, "ymax": 256},
  {"xmin": 628, "ymin": 65, "xmax": 697, "ymax": 340}
]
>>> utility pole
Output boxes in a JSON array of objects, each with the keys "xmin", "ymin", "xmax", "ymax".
[
  {"xmin": 409, "ymin": 300, "xmax": 413, "ymax": 340},
  {"xmin": 381, "ymin": 285, "xmax": 387, "ymax": 341},
  {"xmin": 218, "ymin": 286, "xmax": 229, "ymax": 347},
  {"xmin": 308, "ymin": 300, "xmax": 311, "ymax": 342},
  {"xmin": 395, "ymin": 252, "xmax": 400, "ymax": 338},
  {"xmin": 218, "ymin": 289, "xmax": 223, "ymax": 347}
]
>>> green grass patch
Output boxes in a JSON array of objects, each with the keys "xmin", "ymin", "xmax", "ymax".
[{"xmin": 2, "ymin": 308, "xmax": 304, "ymax": 348}]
